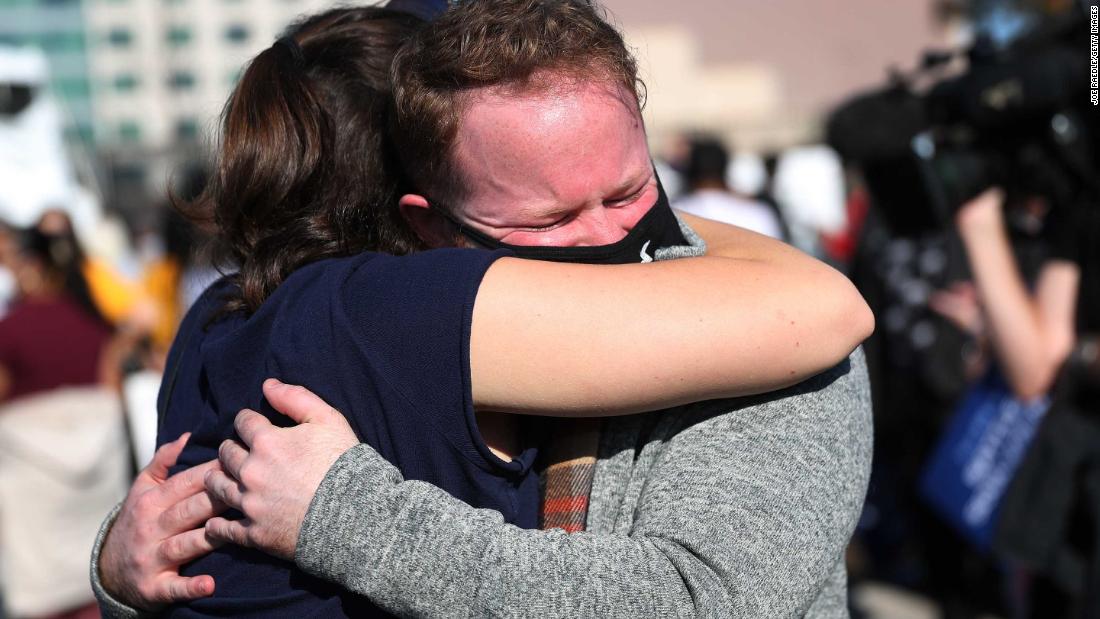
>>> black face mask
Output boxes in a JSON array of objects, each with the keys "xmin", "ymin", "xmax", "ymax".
[{"xmin": 435, "ymin": 176, "xmax": 687, "ymax": 264}]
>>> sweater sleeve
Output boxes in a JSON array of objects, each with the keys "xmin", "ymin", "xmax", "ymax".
[
  {"xmin": 296, "ymin": 444, "xmax": 693, "ymax": 618},
  {"xmin": 89, "ymin": 504, "xmax": 152, "ymax": 619},
  {"xmin": 644, "ymin": 350, "xmax": 873, "ymax": 617},
  {"xmin": 295, "ymin": 349, "xmax": 873, "ymax": 618}
]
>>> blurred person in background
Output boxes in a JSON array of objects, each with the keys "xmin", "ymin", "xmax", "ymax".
[
  {"xmin": 949, "ymin": 187, "xmax": 1094, "ymax": 407},
  {"xmin": 652, "ymin": 132, "xmax": 691, "ymax": 201},
  {"xmin": 140, "ymin": 207, "xmax": 213, "ymax": 361},
  {"xmin": 126, "ymin": 207, "xmax": 216, "ymax": 468},
  {"xmin": 36, "ymin": 209, "xmax": 155, "ymax": 337},
  {"xmin": 819, "ymin": 169, "xmax": 872, "ymax": 266},
  {"xmin": 846, "ymin": 167, "xmax": 1097, "ymax": 617},
  {"xmin": 936, "ymin": 186, "xmax": 1100, "ymax": 617},
  {"xmin": 674, "ymin": 136, "xmax": 785, "ymax": 240},
  {"xmin": 770, "ymin": 146, "xmax": 849, "ymax": 258},
  {"xmin": 0, "ymin": 225, "xmax": 113, "ymax": 401},
  {"xmin": 0, "ymin": 224, "xmax": 130, "ymax": 619},
  {"xmin": 848, "ymin": 187, "xmax": 1011, "ymax": 619}
]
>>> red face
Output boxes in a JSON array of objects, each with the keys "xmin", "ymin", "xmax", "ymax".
[{"xmin": 401, "ymin": 77, "xmax": 657, "ymax": 248}]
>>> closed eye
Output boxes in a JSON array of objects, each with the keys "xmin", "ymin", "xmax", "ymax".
[
  {"xmin": 603, "ymin": 181, "xmax": 651, "ymax": 208},
  {"xmin": 517, "ymin": 210, "xmax": 577, "ymax": 232}
]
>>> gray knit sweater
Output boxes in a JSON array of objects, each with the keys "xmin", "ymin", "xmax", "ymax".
[
  {"xmin": 290, "ymin": 350, "xmax": 871, "ymax": 618},
  {"xmin": 91, "ymin": 223, "xmax": 873, "ymax": 618}
]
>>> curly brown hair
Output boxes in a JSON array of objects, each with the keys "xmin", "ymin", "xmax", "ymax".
[
  {"xmin": 183, "ymin": 7, "xmax": 425, "ymax": 314},
  {"xmin": 389, "ymin": 0, "xmax": 645, "ymax": 205}
]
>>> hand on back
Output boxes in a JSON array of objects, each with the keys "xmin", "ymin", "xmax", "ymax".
[
  {"xmin": 99, "ymin": 380, "xmax": 360, "ymax": 607},
  {"xmin": 99, "ymin": 433, "xmax": 225, "ymax": 609},
  {"xmin": 204, "ymin": 379, "xmax": 360, "ymax": 560}
]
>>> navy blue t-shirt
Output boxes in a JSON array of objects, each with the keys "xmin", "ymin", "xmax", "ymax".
[{"xmin": 157, "ymin": 248, "xmax": 539, "ymax": 618}]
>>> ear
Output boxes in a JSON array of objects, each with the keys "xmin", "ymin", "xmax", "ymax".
[{"xmin": 399, "ymin": 193, "xmax": 458, "ymax": 249}]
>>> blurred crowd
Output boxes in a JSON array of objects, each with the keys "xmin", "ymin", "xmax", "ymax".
[
  {"xmin": 1, "ymin": 0, "xmax": 1098, "ymax": 618},
  {"xmin": 657, "ymin": 123, "xmax": 1100, "ymax": 618},
  {"xmin": 1, "ymin": 121, "xmax": 1096, "ymax": 619},
  {"xmin": 0, "ymin": 201, "xmax": 217, "ymax": 618}
]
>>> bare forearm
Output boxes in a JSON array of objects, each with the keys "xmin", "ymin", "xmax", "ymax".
[
  {"xmin": 662, "ymin": 213, "xmax": 875, "ymax": 396},
  {"xmin": 960, "ymin": 222, "xmax": 1058, "ymax": 397},
  {"xmin": 473, "ymin": 222, "xmax": 873, "ymax": 416}
]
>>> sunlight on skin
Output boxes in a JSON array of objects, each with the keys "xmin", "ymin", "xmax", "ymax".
[{"xmin": 443, "ymin": 78, "xmax": 657, "ymax": 247}]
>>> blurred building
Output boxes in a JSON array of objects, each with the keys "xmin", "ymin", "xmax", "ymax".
[
  {"xmin": 2, "ymin": 0, "xmax": 336, "ymax": 211},
  {"xmin": 0, "ymin": 0, "xmax": 95, "ymax": 144},
  {"xmin": 602, "ymin": 0, "xmax": 958, "ymax": 152},
  {"xmin": 85, "ymin": 0, "xmax": 331, "ymax": 150},
  {"xmin": 2, "ymin": 0, "xmax": 333, "ymax": 149},
  {"xmin": 0, "ymin": 46, "xmax": 102, "ymax": 238},
  {"xmin": 2, "ymin": 0, "xmax": 963, "ymax": 208},
  {"xmin": 88, "ymin": 0, "xmax": 335, "ymax": 209}
]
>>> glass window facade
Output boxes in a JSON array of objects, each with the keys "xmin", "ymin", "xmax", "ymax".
[
  {"xmin": 63, "ymin": 123, "xmax": 94, "ymax": 144},
  {"xmin": 54, "ymin": 76, "xmax": 90, "ymax": 98},
  {"xmin": 167, "ymin": 70, "xmax": 196, "ymax": 90},
  {"xmin": 107, "ymin": 27, "xmax": 133, "ymax": 47},
  {"xmin": 111, "ymin": 162, "xmax": 147, "ymax": 185},
  {"xmin": 166, "ymin": 25, "xmax": 192, "ymax": 46},
  {"xmin": 38, "ymin": 30, "xmax": 85, "ymax": 52},
  {"xmin": 0, "ymin": 2, "xmax": 96, "ymax": 146},
  {"xmin": 224, "ymin": 24, "xmax": 248, "ymax": 43},
  {"xmin": 175, "ymin": 117, "xmax": 199, "ymax": 140},
  {"xmin": 113, "ymin": 73, "xmax": 139, "ymax": 91},
  {"xmin": 118, "ymin": 120, "xmax": 142, "ymax": 142}
]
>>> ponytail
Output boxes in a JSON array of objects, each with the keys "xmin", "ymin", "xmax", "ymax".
[{"xmin": 183, "ymin": 8, "xmax": 424, "ymax": 314}]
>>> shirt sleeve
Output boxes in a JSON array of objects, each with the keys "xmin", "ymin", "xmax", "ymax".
[
  {"xmin": 335, "ymin": 248, "xmax": 511, "ymax": 461},
  {"xmin": 1044, "ymin": 203, "xmax": 1084, "ymax": 266}
]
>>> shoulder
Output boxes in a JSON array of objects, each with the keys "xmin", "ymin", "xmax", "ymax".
[
  {"xmin": 225, "ymin": 248, "xmax": 510, "ymax": 366},
  {"xmin": 276, "ymin": 249, "xmax": 506, "ymax": 297},
  {"xmin": 343, "ymin": 248, "xmax": 508, "ymax": 280},
  {"xmin": 299, "ymin": 249, "xmax": 511, "ymax": 318},
  {"xmin": 166, "ymin": 276, "xmax": 244, "ymax": 365},
  {"xmin": 182, "ymin": 275, "xmax": 238, "ymax": 325}
]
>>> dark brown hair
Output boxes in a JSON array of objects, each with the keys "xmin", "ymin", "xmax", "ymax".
[
  {"xmin": 20, "ymin": 224, "xmax": 109, "ymax": 328},
  {"xmin": 185, "ymin": 7, "xmax": 425, "ymax": 314},
  {"xmin": 390, "ymin": 0, "xmax": 644, "ymax": 204}
]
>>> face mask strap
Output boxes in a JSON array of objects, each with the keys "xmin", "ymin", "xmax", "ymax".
[{"xmin": 427, "ymin": 200, "xmax": 502, "ymax": 249}]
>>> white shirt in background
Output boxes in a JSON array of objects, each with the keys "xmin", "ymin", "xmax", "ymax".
[{"xmin": 675, "ymin": 189, "xmax": 784, "ymax": 240}]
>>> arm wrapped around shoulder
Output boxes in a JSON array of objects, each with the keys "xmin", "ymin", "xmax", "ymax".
[{"xmin": 469, "ymin": 216, "xmax": 874, "ymax": 417}]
